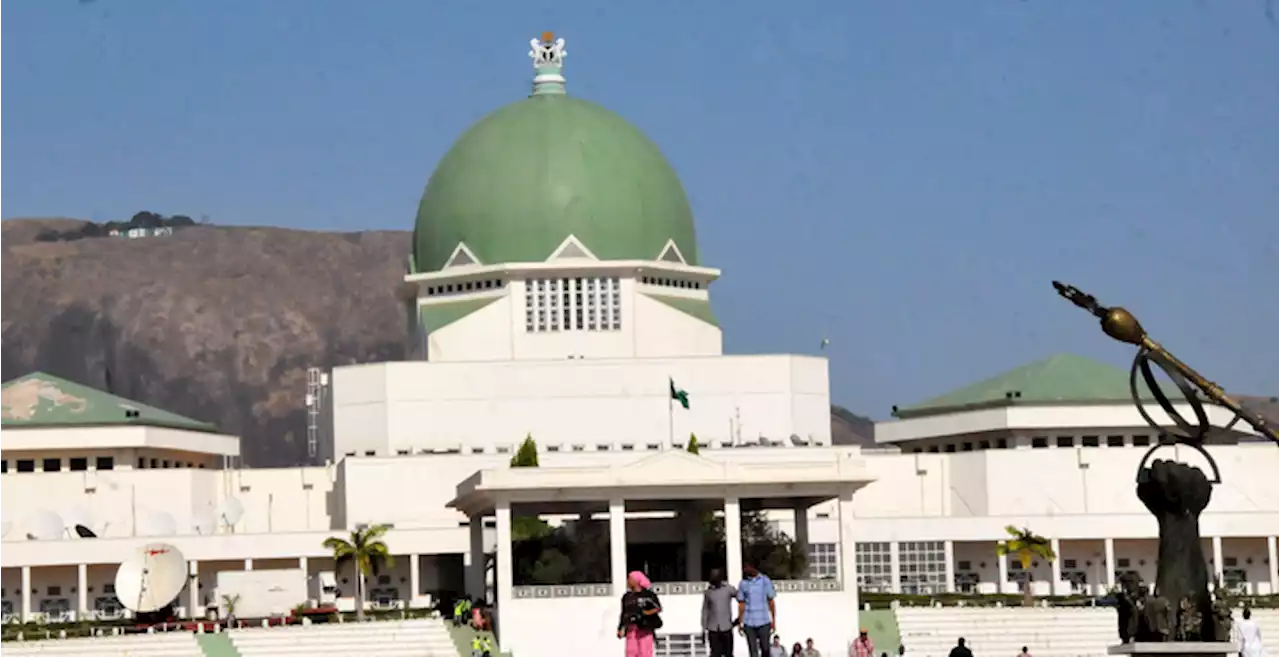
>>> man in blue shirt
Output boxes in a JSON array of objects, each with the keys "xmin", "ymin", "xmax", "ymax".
[{"xmin": 736, "ymin": 563, "xmax": 777, "ymax": 657}]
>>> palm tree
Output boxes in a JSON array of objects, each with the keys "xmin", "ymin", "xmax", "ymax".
[
  {"xmin": 323, "ymin": 524, "xmax": 394, "ymax": 621},
  {"xmin": 996, "ymin": 525, "xmax": 1056, "ymax": 606}
]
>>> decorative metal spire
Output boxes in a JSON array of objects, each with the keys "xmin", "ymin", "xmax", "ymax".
[{"xmin": 528, "ymin": 32, "xmax": 567, "ymax": 96}]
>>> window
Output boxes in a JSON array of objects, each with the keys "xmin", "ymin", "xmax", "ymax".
[
  {"xmin": 1133, "ymin": 435, "xmax": 1151, "ymax": 447},
  {"xmin": 596, "ymin": 444, "xmax": 611, "ymax": 451},
  {"xmin": 927, "ymin": 445, "xmax": 939, "ymax": 453},
  {"xmin": 43, "ymin": 458, "xmax": 61, "ymax": 472},
  {"xmin": 69, "ymin": 458, "xmax": 88, "ymax": 471},
  {"xmin": 1107, "ymin": 435, "xmax": 1125, "ymax": 447},
  {"xmin": 1056, "ymin": 436, "xmax": 1075, "ymax": 448},
  {"xmin": 899, "ymin": 541, "xmax": 947, "ymax": 594},
  {"xmin": 16, "ymin": 460, "xmax": 35, "ymax": 473},
  {"xmin": 364, "ymin": 451, "xmax": 376, "ymax": 457},
  {"xmin": 1, "ymin": 461, "xmax": 6, "ymax": 474},
  {"xmin": 1031, "ymin": 437, "xmax": 1048, "ymax": 449},
  {"xmin": 1081, "ymin": 435, "xmax": 1099, "ymax": 447},
  {"xmin": 997, "ymin": 438, "xmax": 1009, "ymax": 449},
  {"xmin": 979, "ymin": 440, "xmax": 991, "ymax": 450},
  {"xmin": 47, "ymin": 586, "xmax": 62, "ymax": 596},
  {"xmin": 808, "ymin": 543, "xmax": 839, "ymax": 579},
  {"xmin": 149, "ymin": 459, "xmax": 158, "ymax": 468},
  {"xmin": 96, "ymin": 456, "xmax": 114, "ymax": 470},
  {"xmin": 962, "ymin": 442, "xmax": 974, "ymax": 451},
  {"xmin": 525, "ymin": 276, "xmax": 621, "ymax": 332},
  {"xmin": 943, "ymin": 444, "xmax": 956, "ymax": 453},
  {"xmin": 855, "ymin": 542, "xmax": 892, "ymax": 592},
  {"xmin": 138, "ymin": 457, "xmax": 146, "ymax": 468}
]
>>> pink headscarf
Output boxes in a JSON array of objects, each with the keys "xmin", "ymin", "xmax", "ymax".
[{"xmin": 628, "ymin": 571, "xmax": 652, "ymax": 589}]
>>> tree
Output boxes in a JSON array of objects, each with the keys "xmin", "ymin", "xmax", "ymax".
[
  {"xmin": 221, "ymin": 593, "xmax": 241, "ymax": 620},
  {"xmin": 701, "ymin": 508, "xmax": 808, "ymax": 580},
  {"xmin": 511, "ymin": 433, "xmax": 539, "ymax": 467},
  {"xmin": 996, "ymin": 525, "xmax": 1056, "ymax": 606},
  {"xmin": 686, "ymin": 434, "xmax": 700, "ymax": 455},
  {"xmin": 322, "ymin": 524, "xmax": 394, "ymax": 621}
]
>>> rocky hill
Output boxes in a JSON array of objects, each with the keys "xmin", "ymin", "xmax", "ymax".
[{"xmin": 1, "ymin": 218, "xmax": 876, "ymax": 466}]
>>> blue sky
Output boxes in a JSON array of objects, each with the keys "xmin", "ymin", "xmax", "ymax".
[{"xmin": 4, "ymin": 1, "xmax": 1276, "ymax": 417}]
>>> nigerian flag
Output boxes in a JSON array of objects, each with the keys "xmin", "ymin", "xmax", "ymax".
[{"xmin": 669, "ymin": 378, "xmax": 690, "ymax": 410}]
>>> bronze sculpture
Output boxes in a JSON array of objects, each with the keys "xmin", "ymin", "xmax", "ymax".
[{"xmin": 1052, "ymin": 282, "xmax": 1279, "ymax": 643}]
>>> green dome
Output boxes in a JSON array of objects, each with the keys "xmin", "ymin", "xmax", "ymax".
[{"xmin": 412, "ymin": 93, "xmax": 700, "ymax": 272}]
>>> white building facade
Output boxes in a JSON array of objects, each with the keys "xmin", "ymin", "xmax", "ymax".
[{"xmin": 2, "ymin": 34, "xmax": 1276, "ymax": 657}]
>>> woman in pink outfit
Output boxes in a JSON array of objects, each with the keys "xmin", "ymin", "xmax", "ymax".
[{"xmin": 617, "ymin": 571, "xmax": 663, "ymax": 657}]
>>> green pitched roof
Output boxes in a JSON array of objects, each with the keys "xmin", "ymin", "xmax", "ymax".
[
  {"xmin": 642, "ymin": 293, "xmax": 718, "ymax": 327},
  {"xmin": 419, "ymin": 297, "xmax": 501, "ymax": 334},
  {"xmin": 895, "ymin": 354, "xmax": 1145, "ymax": 418},
  {"xmin": 1, "ymin": 372, "xmax": 218, "ymax": 432},
  {"xmin": 412, "ymin": 93, "xmax": 699, "ymax": 272}
]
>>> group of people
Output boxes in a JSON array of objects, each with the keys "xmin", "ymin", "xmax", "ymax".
[{"xmin": 618, "ymin": 562, "xmax": 824, "ymax": 657}]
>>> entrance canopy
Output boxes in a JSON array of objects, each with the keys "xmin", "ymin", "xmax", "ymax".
[{"xmin": 448, "ymin": 449, "xmax": 875, "ymax": 516}]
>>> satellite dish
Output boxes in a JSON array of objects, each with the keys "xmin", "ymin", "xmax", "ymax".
[
  {"xmin": 1, "ymin": 521, "xmax": 12, "ymax": 539},
  {"xmin": 219, "ymin": 498, "xmax": 245, "ymax": 527},
  {"xmin": 139, "ymin": 511, "xmax": 177, "ymax": 537},
  {"xmin": 25, "ymin": 510, "xmax": 66, "ymax": 541},
  {"xmin": 114, "ymin": 543, "xmax": 187, "ymax": 613},
  {"xmin": 192, "ymin": 510, "xmax": 217, "ymax": 536},
  {"xmin": 75, "ymin": 525, "xmax": 98, "ymax": 538}
]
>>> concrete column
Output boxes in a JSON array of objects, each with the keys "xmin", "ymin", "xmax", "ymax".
[
  {"xmin": 609, "ymin": 498, "xmax": 628, "ymax": 595},
  {"xmin": 299, "ymin": 556, "xmax": 308, "ymax": 572},
  {"xmin": 683, "ymin": 505, "xmax": 704, "ymax": 582},
  {"xmin": 793, "ymin": 502, "xmax": 810, "ymax": 578},
  {"xmin": 997, "ymin": 551, "xmax": 1010, "ymax": 594},
  {"xmin": 243, "ymin": 558, "xmax": 254, "ymax": 571},
  {"xmin": 1268, "ymin": 536, "xmax": 1278, "ymax": 595},
  {"xmin": 889, "ymin": 541, "xmax": 902, "ymax": 593},
  {"xmin": 1211, "ymin": 536, "xmax": 1224, "ymax": 588},
  {"xmin": 20, "ymin": 566, "xmax": 31, "ymax": 623},
  {"xmin": 724, "ymin": 497, "xmax": 743, "ymax": 585},
  {"xmin": 494, "ymin": 497, "xmax": 514, "ymax": 646},
  {"xmin": 467, "ymin": 515, "xmax": 485, "ymax": 599},
  {"xmin": 1104, "ymin": 538, "xmax": 1116, "ymax": 590},
  {"xmin": 76, "ymin": 563, "xmax": 88, "ymax": 621},
  {"xmin": 836, "ymin": 489, "xmax": 859, "ymax": 611},
  {"xmin": 409, "ymin": 554, "xmax": 420, "ymax": 602},
  {"xmin": 943, "ymin": 540, "xmax": 956, "ymax": 593},
  {"xmin": 1050, "ymin": 539, "xmax": 1062, "ymax": 595},
  {"xmin": 188, "ymin": 561, "xmax": 200, "ymax": 618}
]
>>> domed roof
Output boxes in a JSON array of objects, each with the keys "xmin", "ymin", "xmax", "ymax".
[{"xmin": 411, "ymin": 35, "xmax": 699, "ymax": 273}]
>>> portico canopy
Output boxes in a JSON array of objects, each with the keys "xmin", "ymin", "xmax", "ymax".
[{"xmin": 447, "ymin": 448, "xmax": 876, "ymax": 516}]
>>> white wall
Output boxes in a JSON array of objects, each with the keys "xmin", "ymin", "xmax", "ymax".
[
  {"xmin": 330, "ymin": 355, "xmax": 833, "ymax": 458},
  {"xmin": 420, "ymin": 276, "xmax": 723, "ymax": 364}
]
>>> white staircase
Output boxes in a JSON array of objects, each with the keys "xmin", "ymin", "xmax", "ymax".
[
  {"xmin": 227, "ymin": 619, "xmax": 457, "ymax": 657},
  {"xmin": 895, "ymin": 607, "xmax": 1117, "ymax": 657},
  {"xmin": 1234, "ymin": 608, "xmax": 1280, "ymax": 657},
  {"xmin": 0, "ymin": 632, "xmax": 203, "ymax": 656}
]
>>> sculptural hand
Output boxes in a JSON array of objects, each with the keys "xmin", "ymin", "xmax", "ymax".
[{"xmin": 1137, "ymin": 459, "xmax": 1211, "ymax": 517}]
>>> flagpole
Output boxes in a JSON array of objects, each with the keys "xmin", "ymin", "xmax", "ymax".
[{"xmin": 667, "ymin": 396, "xmax": 674, "ymax": 450}]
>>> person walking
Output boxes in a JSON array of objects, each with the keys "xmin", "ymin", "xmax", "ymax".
[
  {"xmin": 948, "ymin": 638, "xmax": 973, "ymax": 657},
  {"xmin": 1236, "ymin": 608, "xmax": 1269, "ymax": 657},
  {"xmin": 849, "ymin": 628, "xmax": 873, "ymax": 657},
  {"xmin": 617, "ymin": 571, "xmax": 663, "ymax": 657},
  {"xmin": 702, "ymin": 568, "xmax": 738, "ymax": 657},
  {"xmin": 736, "ymin": 563, "xmax": 777, "ymax": 657}
]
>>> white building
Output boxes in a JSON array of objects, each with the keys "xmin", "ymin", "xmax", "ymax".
[{"xmin": 2, "ymin": 34, "xmax": 1276, "ymax": 657}]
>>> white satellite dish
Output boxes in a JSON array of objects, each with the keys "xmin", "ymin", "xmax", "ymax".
[
  {"xmin": 219, "ymin": 497, "xmax": 245, "ymax": 528},
  {"xmin": 139, "ymin": 511, "xmax": 177, "ymax": 537},
  {"xmin": 114, "ymin": 543, "xmax": 187, "ymax": 613},
  {"xmin": 25, "ymin": 510, "xmax": 66, "ymax": 541},
  {"xmin": 192, "ymin": 510, "xmax": 217, "ymax": 536},
  {"xmin": 1, "ymin": 521, "xmax": 12, "ymax": 539}
]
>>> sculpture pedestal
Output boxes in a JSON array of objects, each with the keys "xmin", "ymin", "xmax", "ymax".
[{"xmin": 1107, "ymin": 642, "xmax": 1237, "ymax": 657}]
